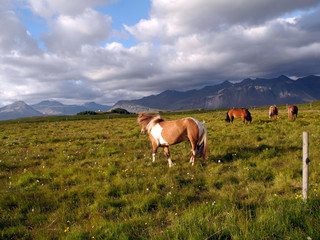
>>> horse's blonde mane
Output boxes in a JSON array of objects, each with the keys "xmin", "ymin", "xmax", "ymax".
[{"xmin": 137, "ymin": 113, "xmax": 163, "ymax": 128}]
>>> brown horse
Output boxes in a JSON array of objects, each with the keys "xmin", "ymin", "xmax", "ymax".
[
  {"xmin": 137, "ymin": 113, "xmax": 208, "ymax": 167},
  {"xmin": 288, "ymin": 105, "xmax": 298, "ymax": 120},
  {"xmin": 226, "ymin": 108, "xmax": 252, "ymax": 124},
  {"xmin": 269, "ymin": 105, "xmax": 278, "ymax": 119}
]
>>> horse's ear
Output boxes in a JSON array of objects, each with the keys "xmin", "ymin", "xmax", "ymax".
[
  {"xmin": 138, "ymin": 112, "xmax": 146, "ymax": 118},
  {"xmin": 137, "ymin": 113, "xmax": 145, "ymax": 123}
]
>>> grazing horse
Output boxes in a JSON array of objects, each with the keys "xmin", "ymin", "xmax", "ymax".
[
  {"xmin": 226, "ymin": 108, "xmax": 252, "ymax": 124},
  {"xmin": 288, "ymin": 105, "xmax": 298, "ymax": 120},
  {"xmin": 269, "ymin": 105, "xmax": 278, "ymax": 119},
  {"xmin": 137, "ymin": 113, "xmax": 208, "ymax": 167}
]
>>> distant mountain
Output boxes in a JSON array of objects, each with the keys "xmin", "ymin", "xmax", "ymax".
[
  {"xmin": 82, "ymin": 102, "xmax": 111, "ymax": 112},
  {"xmin": 0, "ymin": 100, "xmax": 112, "ymax": 121},
  {"xmin": 32, "ymin": 100, "xmax": 86, "ymax": 115},
  {"xmin": 111, "ymin": 102, "xmax": 161, "ymax": 113},
  {"xmin": 1, "ymin": 75, "xmax": 319, "ymax": 120},
  {"xmin": 0, "ymin": 101, "xmax": 43, "ymax": 121},
  {"xmin": 32, "ymin": 101, "xmax": 111, "ymax": 115},
  {"xmin": 112, "ymin": 75, "xmax": 320, "ymax": 112}
]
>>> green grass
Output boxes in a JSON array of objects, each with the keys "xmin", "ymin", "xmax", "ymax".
[
  {"xmin": 1, "ymin": 102, "xmax": 320, "ymax": 239},
  {"xmin": 0, "ymin": 112, "xmax": 137, "ymax": 124}
]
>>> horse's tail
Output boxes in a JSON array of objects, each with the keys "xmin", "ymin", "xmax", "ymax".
[
  {"xmin": 197, "ymin": 121, "xmax": 208, "ymax": 161},
  {"xmin": 225, "ymin": 111, "xmax": 231, "ymax": 122}
]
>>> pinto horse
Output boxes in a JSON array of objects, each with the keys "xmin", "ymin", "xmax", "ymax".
[
  {"xmin": 269, "ymin": 105, "xmax": 278, "ymax": 119},
  {"xmin": 137, "ymin": 113, "xmax": 208, "ymax": 167},
  {"xmin": 288, "ymin": 105, "xmax": 298, "ymax": 120},
  {"xmin": 225, "ymin": 108, "xmax": 252, "ymax": 124}
]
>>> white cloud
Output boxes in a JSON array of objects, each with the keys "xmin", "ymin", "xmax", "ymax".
[
  {"xmin": 43, "ymin": 8, "xmax": 112, "ymax": 53},
  {"xmin": 127, "ymin": 0, "xmax": 320, "ymax": 43},
  {"xmin": 1, "ymin": 0, "xmax": 320, "ymax": 107},
  {"xmin": 26, "ymin": 0, "xmax": 115, "ymax": 18},
  {"xmin": 0, "ymin": 5, "xmax": 40, "ymax": 55}
]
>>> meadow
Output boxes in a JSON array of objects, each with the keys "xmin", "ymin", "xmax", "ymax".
[{"xmin": 0, "ymin": 102, "xmax": 320, "ymax": 239}]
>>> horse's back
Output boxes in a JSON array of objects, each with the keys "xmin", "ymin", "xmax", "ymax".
[
  {"xmin": 161, "ymin": 118, "xmax": 202, "ymax": 143},
  {"xmin": 228, "ymin": 108, "xmax": 247, "ymax": 118},
  {"xmin": 159, "ymin": 119, "xmax": 192, "ymax": 144}
]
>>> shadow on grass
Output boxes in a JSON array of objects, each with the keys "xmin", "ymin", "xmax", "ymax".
[{"xmin": 209, "ymin": 144, "xmax": 300, "ymax": 163}]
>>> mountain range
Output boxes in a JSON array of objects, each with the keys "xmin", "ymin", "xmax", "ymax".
[
  {"xmin": 0, "ymin": 75, "xmax": 320, "ymax": 121},
  {"xmin": 31, "ymin": 101, "xmax": 111, "ymax": 116},
  {"xmin": 112, "ymin": 75, "xmax": 320, "ymax": 112}
]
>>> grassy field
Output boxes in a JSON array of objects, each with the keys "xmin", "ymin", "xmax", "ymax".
[{"xmin": 0, "ymin": 102, "xmax": 320, "ymax": 239}]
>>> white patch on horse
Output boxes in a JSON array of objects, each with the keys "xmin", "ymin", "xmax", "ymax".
[
  {"xmin": 187, "ymin": 117, "xmax": 203, "ymax": 139},
  {"xmin": 150, "ymin": 123, "xmax": 168, "ymax": 146}
]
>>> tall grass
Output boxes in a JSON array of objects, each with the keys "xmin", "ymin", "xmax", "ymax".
[{"xmin": 1, "ymin": 103, "xmax": 320, "ymax": 239}]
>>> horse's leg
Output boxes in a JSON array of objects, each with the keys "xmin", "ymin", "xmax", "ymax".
[
  {"xmin": 163, "ymin": 146, "xmax": 173, "ymax": 167},
  {"xmin": 152, "ymin": 142, "xmax": 158, "ymax": 163},
  {"xmin": 190, "ymin": 151, "xmax": 196, "ymax": 166},
  {"xmin": 189, "ymin": 140, "xmax": 197, "ymax": 166}
]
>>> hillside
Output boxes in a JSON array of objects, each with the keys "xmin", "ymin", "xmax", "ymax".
[
  {"xmin": 113, "ymin": 75, "xmax": 320, "ymax": 112},
  {"xmin": 0, "ymin": 101, "xmax": 43, "ymax": 120},
  {"xmin": 0, "ymin": 102, "xmax": 319, "ymax": 239}
]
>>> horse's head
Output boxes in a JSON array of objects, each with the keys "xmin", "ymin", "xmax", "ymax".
[
  {"xmin": 137, "ymin": 113, "xmax": 148, "ymax": 134},
  {"xmin": 140, "ymin": 124, "xmax": 148, "ymax": 134},
  {"xmin": 245, "ymin": 109, "xmax": 252, "ymax": 124},
  {"xmin": 137, "ymin": 113, "xmax": 162, "ymax": 134}
]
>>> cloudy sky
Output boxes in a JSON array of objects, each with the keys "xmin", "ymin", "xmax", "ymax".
[{"xmin": 1, "ymin": 0, "xmax": 320, "ymax": 107}]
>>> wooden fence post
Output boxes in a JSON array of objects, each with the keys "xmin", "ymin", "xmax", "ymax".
[{"xmin": 302, "ymin": 132, "xmax": 310, "ymax": 202}]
